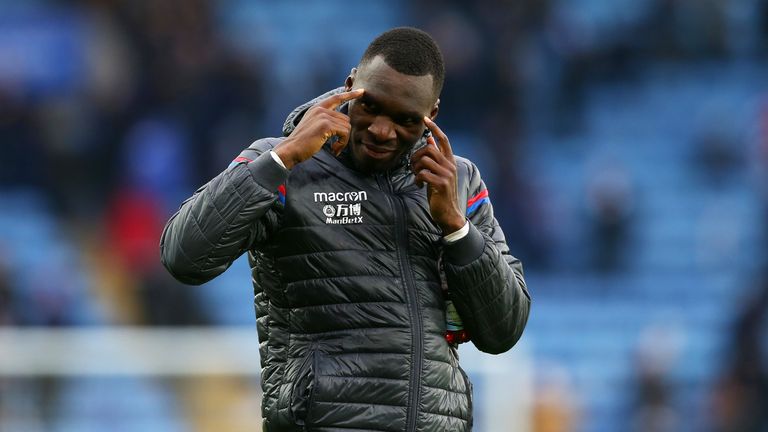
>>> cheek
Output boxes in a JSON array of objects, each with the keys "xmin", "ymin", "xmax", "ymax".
[
  {"xmin": 397, "ymin": 130, "xmax": 422, "ymax": 148},
  {"xmin": 349, "ymin": 117, "xmax": 370, "ymax": 135},
  {"xmin": 389, "ymin": 134, "xmax": 418, "ymax": 161}
]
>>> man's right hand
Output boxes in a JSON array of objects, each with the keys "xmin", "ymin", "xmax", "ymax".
[{"xmin": 274, "ymin": 89, "xmax": 364, "ymax": 169}]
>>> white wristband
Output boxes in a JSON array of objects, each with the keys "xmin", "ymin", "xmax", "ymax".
[
  {"xmin": 270, "ymin": 150, "xmax": 287, "ymax": 169},
  {"xmin": 443, "ymin": 221, "xmax": 470, "ymax": 243}
]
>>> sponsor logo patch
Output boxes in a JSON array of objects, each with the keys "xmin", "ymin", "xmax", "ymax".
[{"xmin": 314, "ymin": 191, "xmax": 367, "ymax": 224}]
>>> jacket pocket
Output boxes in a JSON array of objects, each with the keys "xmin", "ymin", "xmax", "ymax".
[
  {"xmin": 290, "ymin": 348, "xmax": 318, "ymax": 428},
  {"xmin": 458, "ymin": 365, "xmax": 474, "ymax": 430}
]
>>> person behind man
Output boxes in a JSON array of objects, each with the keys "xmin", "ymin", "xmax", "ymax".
[{"xmin": 160, "ymin": 27, "xmax": 530, "ymax": 432}]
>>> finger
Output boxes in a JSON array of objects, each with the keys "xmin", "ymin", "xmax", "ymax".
[
  {"xmin": 320, "ymin": 108, "xmax": 352, "ymax": 122},
  {"xmin": 331, "ymin": 140, "xmax": 346, "ymax": 156},
  {"xmin": 415, "ymin": 169, "xmax": 448, "ymax": 191},
  {"xmin": 409, "ymin": 152, "xmax": 423, "ymax": 187},
  {"xmin": 319, "ymin": 116, "xmax": 350, "ymax": 139},
  {"xmin": 319, "ymin": 88, "xmax": 365, "ymax": 110},
  {"xmin": 411, "ymin": 165, "xmax": 452, "ymax": 194},
  {"xmin": 412, "ymin": 155, "xmax": 452, "ymax": 180},
  {"xmin": 304, "ymin": 106, "xmax": 351, "ymax": 128},
  {"xmin": 423, "ymin": 116, "xmax": 453, "ymax": 159},
  {"xmin": 329, "ymin": 120, "xmax": 352, "ymax": 155},
  {"xmin": 410, "ymin": 153, "xmax": 436, "ymax": 174},
  {"xmin": 412, "ymin": 145, "xmax": 456, "ymax": 184},
  {"xmin": 427, "ymin": 135, "xmax": 439, "ymax": 149},
  {"xmin": 331, "ymin": 135, "xmax": 349, "ymax": 156},
  {"xmin": 413, "ymin": 141, "xmax": 448, "ymax": 165}
]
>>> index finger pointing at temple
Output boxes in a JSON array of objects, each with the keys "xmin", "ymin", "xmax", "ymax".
[
  {"xmin": 423, "ymin": 116, "xmax": 453, "ymax": 159},
  {"xmin": 319, "ymin": 89, "xmax": 365, "ymax": 109}
]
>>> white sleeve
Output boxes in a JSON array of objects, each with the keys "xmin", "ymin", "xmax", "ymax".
[
  {"xmin": 443, "ymin": 220, "xmax": 470, "ymax": 243},
  {"xmin": 269, "ymin": 150, "xmax": 287, "ymax": 169}
]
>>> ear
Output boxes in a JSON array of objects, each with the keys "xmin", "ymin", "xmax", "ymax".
[
  {"xmin": 429, "ymin": 98, "xmax": 440, "ymax": 120},
  {"xmin": 344, "ymin": 68, "xmax": 357, "ymax": 91}
]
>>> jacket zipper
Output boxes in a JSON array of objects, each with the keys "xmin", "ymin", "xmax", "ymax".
[{"xmin": 384, "ymin": 175, "xmax": 423, "ymax": 432}]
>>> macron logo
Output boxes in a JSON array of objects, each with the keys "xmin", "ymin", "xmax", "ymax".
[
  {"xmin": 313, "ymin": 191, "xmax": 368, "ymax": 203},
  {"xmin": 313, "ymin": 190, "xmax": 368, "ymax": 225}
]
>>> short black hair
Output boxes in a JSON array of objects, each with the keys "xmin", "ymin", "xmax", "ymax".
[{"xmin": 360, "ymin": 27, "xmax": 445, "ymax": 97}]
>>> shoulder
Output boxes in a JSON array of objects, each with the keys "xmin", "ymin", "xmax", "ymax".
[
  {"xmin": 451, "ymin": 155, "xmax": 487, "ymax": 215},
  {"xmin": 454, "ymin": 155, "xmax": 476, "ymax": 175},
  {"xmin": 247, "ymin": 137, "xmax": 285, "ymax": 153},
  {"xmin": 236, "ymin": 137, "xmax": 286, "ymax": 161},
  {"xmin": 453, "ymin": 155, "xmax": 482, "ymax": 188}
]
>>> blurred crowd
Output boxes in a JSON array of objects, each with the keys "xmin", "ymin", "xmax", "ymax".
[
  {"xmin": 0, "ymin": 0, "xmax": 269, "ymax": 327},
  {"xmin": 1, "ymin": 0, "xmax": 768, "ymax": 431}
]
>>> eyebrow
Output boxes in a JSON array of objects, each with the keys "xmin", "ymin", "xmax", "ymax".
[
  {"xmin": 400, "ymin": 110, "xmax": 423, "ymax": 121},
  {"xmin": 361, "ymin": 93, "xmax": 423, "ymax": 121}
]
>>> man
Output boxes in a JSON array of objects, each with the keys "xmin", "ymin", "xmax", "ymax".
[{"xmin": 161, "ymin": 27, "xmax": 530, "ymax": 431}]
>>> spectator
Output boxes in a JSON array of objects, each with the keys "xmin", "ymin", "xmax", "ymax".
[
  {"xmin": 532, "ymin": 362, "xmax": 580, "ymax": 432},
  {"xmin": 629, "ymin": 324, "xmax": 683, "ymax": 432},
  {"xmin": 585, "ymin": 158, "xmax": 635, "ymax": 272},
  {"xmin": 710, "ymin": 272, "xmax": 768, "ymax": 432},
  {"xmin": 0, "ymin": 248, "xmax": 14, "ymax": 325}
]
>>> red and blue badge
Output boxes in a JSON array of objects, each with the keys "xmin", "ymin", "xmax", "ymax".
[
  {"xmin": 228, "ymin": 156, "xmax": 252, "ymax": 168},
  {"xmin": 277, "ymin": 184, "xmax": 286, "ymax": 205},
  {"xmin": 466, "ymin": 189, "xmax": 489, "ymax": 216},
  {"xmin": 229, "ymin": 155, "xmax": 286, "ymax": 205}
]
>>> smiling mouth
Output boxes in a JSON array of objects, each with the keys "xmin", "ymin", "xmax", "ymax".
[{"xmin": 362, "ymin": 142, "xmax": 396, "ymax": 159}]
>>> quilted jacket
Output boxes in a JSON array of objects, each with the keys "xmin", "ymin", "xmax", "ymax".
[{"xmin": 160, "ymin": 89, "xmax": 531, "ymax": 431}]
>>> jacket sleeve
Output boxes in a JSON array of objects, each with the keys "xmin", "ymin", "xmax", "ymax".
[
  {"xmin": 442, "ymin": 159, "xmax": 531, "ymax": 354},
  {"xmin": 160, "ymin": 138, "xmax": 288, "ymax": 285}
]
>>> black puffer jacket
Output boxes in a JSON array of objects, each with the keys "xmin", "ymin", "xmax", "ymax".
[{"xmin": 160, "ymin": 89, "xmax": 531, "ymax": 431}]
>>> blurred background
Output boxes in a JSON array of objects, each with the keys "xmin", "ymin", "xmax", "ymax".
[{"xmin": 0, "ymin": 0, "xmax": 767, "ymax": 431}]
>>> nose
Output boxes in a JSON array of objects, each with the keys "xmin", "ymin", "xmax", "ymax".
[{"xmin": 367, "ymin": 116, "xmax": 397, "ymax": 143}]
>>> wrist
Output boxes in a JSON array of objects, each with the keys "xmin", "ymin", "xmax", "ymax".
[
  {"xmin": 439, "ymin": 214, "xmax": 466, "ymax": 235},
  {"xmin": 443, "ymin": 220, "xmax": 469, "ymax": 243},
  {"xmin": 273, "ymin": 144, "xmax": 299, "ymax": 170}
]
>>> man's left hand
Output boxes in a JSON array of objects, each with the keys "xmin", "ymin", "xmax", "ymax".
[{"xmin": 411, "ymin": 117, "xmax": 465, "ymax": 235}]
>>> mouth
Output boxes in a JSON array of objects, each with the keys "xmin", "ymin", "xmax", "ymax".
[{"xmin": 361, "ymin": 142, "xmax": 397, "ymax": 159}]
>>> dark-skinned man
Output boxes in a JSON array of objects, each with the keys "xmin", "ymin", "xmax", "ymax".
[{"xmin": 160, "ymin": 27, "xmax": 530, "ymax": 432}]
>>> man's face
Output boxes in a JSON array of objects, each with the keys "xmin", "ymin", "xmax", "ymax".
[{"xmin": 345, "ymin": 56, "xmax": 438, "ymax": 174}]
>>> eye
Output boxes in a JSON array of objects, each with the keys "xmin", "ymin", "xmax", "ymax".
[
  {"xmin": 396, "ymin": 116, "xmax": 419, "ymax": 127},
  {"xmin": 358, "ymin": 99, "xmax": 376, "ymax": 113}
]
